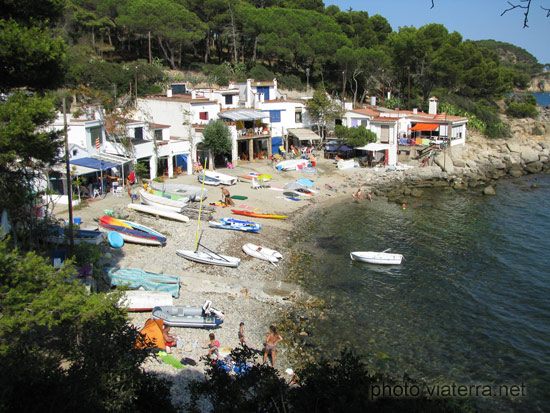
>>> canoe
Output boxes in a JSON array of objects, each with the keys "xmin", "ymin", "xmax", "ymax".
[
  {"xmin": 242, "ymin": 243, "xmax": 282, "ymax": 263},
  {"xmin": 47, "ymin": 227, "xmax": 105, "ymax": 245},
  {"xmin": 231, "ymin": 209, "xmax": 288, "ymax": 220},
  {"xmin": 139, "ymin": 188, "xmax": 187, "ymax": 213},
  {"xmin": 106, "ymin": 267, "xmax": 180, "ymax": 297},
  {"xmin": 119, "ymin": 290, "xmax": 174, "ymax": 311},
  {"xmin": 205, "ymin": 170, "xmax": 238, "ymax": 185},
  {"xmin": 152, "ymin": 302, "xmax": 224, "ymax": 328},
  {"xmin": 99, "ymin": 216, "xmax": 167, "ymax": 246},
  {"xmin": 150, "ymin": 183, "xmax": 207, "ymax": 201},
  {"xmin": 350, "ymin": 251, "xmax": 404, "ymax": 265},
  {"xmin": 176, "ymin": 249, "xmax": 240, "ymax": 267},
  {"xmin": 208, "ymin": 221, "xmax": 261, "ymax": 232},
  {"xmin": 275, "ymin": 159, "xmax": 308, "ymax": 171},
  {"xmin": 148, "ymin": 188, "xmax": 189, "ymax": 202},
  {"xmin": 127, "ymin": 203, "xmax": 189, "ymax": 223}
]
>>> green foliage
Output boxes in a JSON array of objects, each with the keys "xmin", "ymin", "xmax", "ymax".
[
  {"xmin": 532, "ymin": 125, "xmax": 544, "ymax": 136},
  {"xmin": 202, "ymin": 120, "xmax": 232, "ymax": 156},
  {"xmin": 334, "ymin": 125, "xmax": 377, "ymax": 147},
  {"xmin": 305, "ymin": 89, "xmax": 343, "ymax": 138},
  {"xmin": 248, "ymin": 64, "xmax": 275, "ymax": 81},
  {"xmin": 134, "ymin": 162, "xmax": 149, "ymax": 183},
  {"xmin": 0, "ymin": 239, "xmax": 174, "ymax": 411},
  {"xmin": 279, "ymin": 73, "xmax": 305, "ymax": 91},
  {"xmin": 506, "ymin": 102, "xmax": 539, "ymax": 118},
  {"xmin": 471, "ymin": 39, "xmax": 543, "ymax": 76}
]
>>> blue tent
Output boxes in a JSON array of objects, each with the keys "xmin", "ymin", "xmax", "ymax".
[{"xmin": 70, "ymin": 157, "xmax": 120, "ymax": 171}]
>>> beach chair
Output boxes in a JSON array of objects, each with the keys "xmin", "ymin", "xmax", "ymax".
[{"xmin": 251, "ymin": 177, "xmax": 261, "ymax": 190}]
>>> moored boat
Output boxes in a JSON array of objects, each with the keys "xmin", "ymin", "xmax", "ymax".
[
  {"xmin": 139, "ymin": 188, "xmax": 187, "ymax": 213},
  {"xmin": 242, "ymin": 243, "xmax": 282, "ymax": 263},
  {"xmin": 176, "ymin": 249, "xmax": 240, "ymax": 267},
  {"xmin": 350, "ymin": 251, "xmax": 403, "ymax": 265},
  {"xmin": 127, "ymin": 203, "xmax": 189, "ymax": 223},
  {"xmin": 231, "ymin": 209, "xmax": 288, "ymax": 219},
  {"xmin": 99, "ymin": 216, "xmax": 167, "ymax": 246},
  {"xmin": 204, "ymin": 170, "xmax": 238, "ymax": 185},
  {"xmin": 152, "ymin": 301, "xmax": 224, "ymax": 328}
]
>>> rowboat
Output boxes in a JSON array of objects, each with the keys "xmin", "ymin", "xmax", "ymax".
[
  {"xmin": 231, "ymin": 209, "xmax": 288, "ymax": 220},
  {"xmin": 106, "ymin": 267, "xmax": 180, "ymax": 297},
  {"xmin": 127, "ymin": 203, "xmax": 189, "ymax": 223},
  {"xmin": 99, "ymin": 216, "xmax": 167, "ymax": 246},
  {"xmin": 242, "ymin": 243, "xmax": 282, "ymax": 263},
  {"xmin": 176, "ymin": 249, "xmax": 240, "ymax": 267},
  {"xmin": 204, "ymin": 170, "xmax": 238, "ymax": 185},
  {"xmin": 139, "ymin": 188, "xmax": 187, "ymax": 213},
  {"xmin": 118, "ymin": 290, "xmax": 174, "ymax": 311},
  {"xmin": 197, "ymin": 174, "xmax": 221, "ymax": 186},
  {"xmin": 150, "ymin": 183, "xmax": 207, "ymax": 201},
  {"xmin": 350, "ymin": 251, "xmax": 404, "ymax": 265},
  {"xmin": 148, "ymin": 188, "xmax": 189, "ymax": 202},
  {"xmin": 47, "ymin": 227, "xmax": 105, "ymax": 245},
  {"xmin": 152, "ymin": 301, "xmax": 224, "ymax": 328},
  {"xmin": 275, "ymin": 159, "xmax": 308, "ymax": 171},
  {"xmin": 209, "ymin": 219, "xmax": 261, "ymax": 233}
]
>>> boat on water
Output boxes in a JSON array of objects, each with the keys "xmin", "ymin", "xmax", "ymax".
[
  {"xmin": 118, "ymin": 290, "xmax": 174, "ymax": 311},
  {"xmin": 242, "ymin": 243, "xmax": 282, "ymax": 263},
  {"xmin": 47, "ymin": 227, "xmax": 105, "ymax": 245},
  {"xmin": 127, "ymin": 203, "xmax": 189, "ymax": 222},
  {"xmin": 150, "ymin": 183, "xmax": 206, "ymax": 201},
  {"xmin": 139, "ymin": 188, "xmax": 187, "ymax": 213},
  {"xmin": 231, "ymin": 209, "xmax": 288, "ymax": 220},
  {"xmin": 106, "ymin": 267, "xmax": 180, "ymax": 297},
  {"xmin": 350, "ymin": 251, "xmax": 404, "ymax": 265},
  {"xmin": 152, "ymin": 301, "xmax": 224, "ymax": 328},
  {"xmin": 176, "ymin": 249, "xmax": 240, "ymax": 267},
  {"xmin": 99, "ymin": 216, "xmax": 167, "ymax": 246},
  {"xmin": 209, "ymin": 219, "xmax": 261, "ymax": 233}
]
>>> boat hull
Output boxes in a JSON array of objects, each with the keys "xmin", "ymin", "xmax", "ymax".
[
  {"xmin": 127, "ymin": 203, "xmax": 189, "ymax": 223},
  {"xmin": 151, "ymin": 183, "xmax": 206, "ymax": 201},
  {"xmin": 205, "ymin": 170, "xmax": 238, "ymax": 185},
  {"xmin": 231, "ymin": 209, "xmax": 288, "ymax": 219},
  {"xmin": 139, "ymin": 189, "xmax": 187, "ymax": 213},
  {"xmin": 209, "ymin": 221, "xmax": 260, "ymax": 233},
  {"xmin": 152, "ymin": 305, "xmax": 224, "ymax": 328},
  {"xmin": 47, "ymin": 228, "xmax": 105, "ymax": 245},
  {"xmin": 242, "ymin": 243, "xmax": 282, "ymax": 263},
  {"xmin": 176, "ymin": 249, "xmax": 240, "ymax": 267},
  {"xmin": 350, "ymin": 251, "xmax": 403, "ymax": 265},
  {"xmin": 99, "ymin": 216, "xmax": 167, "ymax": 246}
]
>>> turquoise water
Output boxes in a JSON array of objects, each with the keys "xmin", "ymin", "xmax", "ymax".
[
  {"xmin": 290, "ymin": 174, "xmax": 550, "ymax": 410},
  {"xmin": 529, "ymin": 92, "xmax": 550, "ymax": 107}
]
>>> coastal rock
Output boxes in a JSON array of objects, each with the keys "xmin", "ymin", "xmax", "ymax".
[
  {"xmin": 453, "ymin": 159, "xmax": 466, "ymax": 168},
  {"xmin": 434, "ymin": 152, "xmax": 454, "ymax": 173},
  {"xmin": 506, "ymin": 142, "xmax": 521, "ymax": 153},
  {"xmin": 410, "ymin": 188, "xmax": 423, "ymax": 197},
  {"xmin": 508, "ymin": 165, "xmax": 524, "ymax": 177},
  {"xmin": 483, "ymin": 186, "xmax": 496, "ymax": 195},
  {"xmin": 524, "ymin": 161, "xmax": 543, "ymax": 173},
  {"xmin": 520, "ymin": 148, "xmax": 539, "ymax": 164}
]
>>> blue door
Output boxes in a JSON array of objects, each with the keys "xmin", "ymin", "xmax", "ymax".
[{"xmin": 257, "ymin": 87, "xmax": 270, "ymax": 101}]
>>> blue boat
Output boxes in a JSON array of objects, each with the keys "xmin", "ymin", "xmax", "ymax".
[
  {"xmin": 209, "ymin": 218, "xmax": 261, "ymax": 233},
  {"xmin": 220, "ymin": 217, "xmax": 261, "ymax": 229},
  {"xmin": 106, "ymin": 267, "xmax": 180, "ymax": 298}
]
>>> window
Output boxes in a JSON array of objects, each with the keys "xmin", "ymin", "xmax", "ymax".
[
  {"xmin": 361, "ymin": 120, "xmax": 369, "ymax": 126},
  {"xmin": 72, "ymin": 149, "xmax": 78, "ymax": 157},
  {"xmin": 351, "ymin": 119, "xmax": 359, "ymax": 127},
  {"xmin": 295, "ymin": 109, "xmax": 302, "ymax": 123},
  {"xmin": 380, "ymin": 125, "xmax": 390, "ymax": 143},
  {"xmin": 154, "ymin": 129, "xmax": 163, "ymax": 140},
  {"xmin": 199, "ymin": 112, "xmax": 208, "ymax": 121},
  {"xmin": 225, "ymin": 95, "xmax": 233, "ymax": 105},
  {"xmin": 269, "ymin": 110, "xmax": 281, "ymax": 123},
  {"xmin": 134, "ymin": 127, "xmax": 143, "ymax": 140},
  {"xmin": 89, "ymin": 126, "xmax": 102, "ymax": 148}
]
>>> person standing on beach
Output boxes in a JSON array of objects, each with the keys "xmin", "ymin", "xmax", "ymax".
[
  {"xmin": 238, "ymin": 322, "xmax": 246, "ymax": 346},
  {"xmin": 221, "ymin": 187, "xmax": 234, "ymax": 206},
  {"xmin": 206, "ymin": 332, "xmax": 220, "ymax": 359},
  {"xmin": 263, "ymin": 325, "xmax": 283, "ymax": 367},
  {"xmin": 162, "ymin": 326, "xmax": 177, "ymax": 354}
]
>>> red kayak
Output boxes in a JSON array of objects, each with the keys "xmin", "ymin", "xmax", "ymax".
[{"xmin": 231, "ymin": 209, "xmax": 288, "ymax": 219}]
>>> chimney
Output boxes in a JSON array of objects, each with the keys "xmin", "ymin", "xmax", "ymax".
[
  {"xmin": 273, "ymin": 78, "xmax": 278, "ymax": 91},
  {"xmin": 370, "ymin": 96, "xmax": 377, "ymax": 106},
  {"xmin": 191, "ymin": 90, "xmax": 196, "ymax": 99},
  {"xmin": 246, "ymin": 78, "xmax": 252, "ymax": 107},
  {"xmin": 167, "ymin": 88, "xmax": 172, "ymax": 98},
  {"xmin": 413, "ymin": 108, "xmax": 418, "ymax": 114},
  {"xmin": 429, "ymin": 96, "xmax": 438, "ymax": 115}
]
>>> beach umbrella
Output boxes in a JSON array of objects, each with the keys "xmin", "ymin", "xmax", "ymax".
[
  {"xmin": 297, "ymin": 178, "xmax": 314, "ymax": 187},
  {"xmin": 284, "ymin": 182, "xmax": 304, "ymax": 190}
]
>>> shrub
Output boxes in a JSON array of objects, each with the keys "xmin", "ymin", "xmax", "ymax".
[
  {"xmin": 279, "ymin": 74, "xmax": 305, "ymax": 91},
  {"xmin": 506, "ymin": 102, "xmax": 539, "ymax": 118},
  {"xmin": 248, "ymin": 64, "xmax": 275, "ymax": 81}
]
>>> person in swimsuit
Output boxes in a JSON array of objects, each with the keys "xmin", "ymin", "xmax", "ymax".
[
  {"xmin": 162, "ymin": 326, "xmax": 177, "ymax": 354},
  {"xmin": 263, "ymin": 325, "xmax": 283, "ymax": 367},
  {"xmin": 221, "ymin": 187, "xmax": 234, "ymax": 206},
  {"xmin": 238, "ymin": 322, "xmax": 246, "ymax": 346},
  {"xmin": 207, "ymin": 332, "xmax": 219, "ymax": 359}
]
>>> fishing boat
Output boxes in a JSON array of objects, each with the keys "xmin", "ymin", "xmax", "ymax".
[
  {"xmin": 150, "ymin": 183, "xmax": 207, "ymax": 201},
  {"xmin": 127, "ymin": 203, "xmax": 189, "ymax": 223},
  {"xmin": 152, "ymin": 301, "xmax": 224, "ymax": 328},
  {"xmin": 204, "ymin": 170, "xmax": 238, "ymax": 185},
  {"xmin": 119, "ymin": 290, "xmax": 174, "ymax": 311},
  {"xmin": 139, "ymin": 188, "xmax": 187, "ymax": 213},
  {"xmin": 350, "ymin": 251, "xmax": 404, "ymax": 265},
  {"xmin": 106, "ymin": 267, "xmax": 180, "ymax": 297},
  {"xmin": 99, "ymin": 216, "xmax": 167, "ymax": 246},
  {"xmin": 176, "ymin": 249, "xmax": 240, "ymax": 267},
  {"xmin": 242, "ymin": 243, "xmax": 282, "ymax": 264},
  {"xmin": 209, "ymin": 218, "xmax": 261, "ymax": 233},
  {"xmin": 47, "ymin": 227, "xmax": 105, "ymax": 245},
  {"xmin": 231, "ymin": 209, "xmax": 288, "ymax": 220}
]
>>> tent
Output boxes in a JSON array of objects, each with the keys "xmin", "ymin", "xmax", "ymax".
[{"xmin": 136, "ymin": 318, "xmax": 165, "ymax": 349}]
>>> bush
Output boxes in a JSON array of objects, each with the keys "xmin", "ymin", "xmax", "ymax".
[
  {"xmin": 506, "ymin": 102, "xmax": 539, "ymax": 118},
  {"xmin": 279, "ymin": 74, "xmax": 305, "ymax": 91},
  {"xmin": 248, "ymin": 64, "xmax": 275, "ymax": 81}
]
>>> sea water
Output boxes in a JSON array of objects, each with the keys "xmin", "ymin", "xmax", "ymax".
[
  {"xmin": 529, "ymin": 92, "xmax": 550, "ymax": 107},
  {"xmin": 287, "ymin": 174, "xmax": 550, "ymax": 410}
]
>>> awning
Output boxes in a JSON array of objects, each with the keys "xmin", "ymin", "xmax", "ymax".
[
  {"xmin": 70, "ymin": 157, "xmax": 120, "ymax": 171},
  {"xmin": 355, "ymin": 143, "xmax": 390, "ymax": 152},
  {"xmin": 219, "ymin": 109, "xmax": 269, "ymax": 121},
  {"xmin": 409, "ymin": 123, "xmax": 439, "ymax": 131},
  {"xmin": 287, "ymin": 128, "xmax": 322, "ymax": 141}
]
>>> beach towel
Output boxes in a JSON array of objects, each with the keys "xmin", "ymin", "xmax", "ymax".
[{"xmin": 158, "ymin": 351, "xmax": 184, "ymax": 369}]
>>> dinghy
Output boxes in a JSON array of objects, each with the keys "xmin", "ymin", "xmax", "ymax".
[
  {"xmin": 209, "ymin": 219, "xmax": 261, "ymax": 233},
  {"xmin": 176, "ymin": 249, "xmax": 240, "ymax": 267},
  {"xmin": 99, "ymin": 216, "xmax": 167, "ymax": 246},
  {"xmin": 106, "ymin": 267, "xmax": 180, "ymax": 297},
  {"xmin": 153, "ymin": 301, "xmax": 224, "ymax": 328},
  {"xmin": 139, "ymin": 188, "xmax": 187, "ymax": 213},
  {"xmin": 127, "ymin": 203, "xmax": 189, "ymax": 223},
  {"xmin": 204, "ymin": 170, "xmax": 238, "ymax": 185},
  {"xmin": 242, "ymin": 243, "xmax": 282, "ymax": 263},
  {"xmin": 197, "ymin": 174, "xmax": 221, "ymax": 186},
  {"xmin": 350, "ymin": 251, "xmax": 403, "ymax": 265}
]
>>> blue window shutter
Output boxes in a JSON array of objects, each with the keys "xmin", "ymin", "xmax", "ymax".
[{"xmin": 270, "ymin": 110, "xmax": 281, "ymax": 123}]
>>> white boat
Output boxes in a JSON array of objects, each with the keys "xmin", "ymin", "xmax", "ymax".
[
  {"xmin": 197, "ymin": 174, "xmax": 221, "ymax": 186},
  {"xmin": 176, "ymin": 249, "xmax": 240, "ymax": 267},
  {"xmin": 350, "ymin": 251, "xmax": 403, "ymax": 265},
  {"xmin": 139, "ymin": 188, "xmax": 187, "ymax": 213},
  {"xmin": 152, "ymin": 301, "xmax": 224, "ymax": 328},
  {"xmin": 119, "ymin": 290, "xmax": 174, "ymax": 311},
  {"xmin": 151, "ymin": 183, "xmax": 207, "ymax": 201},
  {"xmin": 337, "ymin": 159, "xmax": 358, "ymax": 170},
  {"xmin": 205, "ymin": 170, "xmax": 238, "ymax": 185},
  {"xmin": 276, "ymin": 159, "xmax": 309, "ymax": 171},
  {"xmin": 127, "ymin": 203, "xmax": 189, "ymax": 223},
  {"xmin": 242, "ymin": 243, "xmax": 283, "ymax": 264}
]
